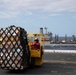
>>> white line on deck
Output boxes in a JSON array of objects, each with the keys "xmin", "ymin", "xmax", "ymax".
[{"xmin": 44, "ymin": 50, "xmax": 76, "ymax": 53}]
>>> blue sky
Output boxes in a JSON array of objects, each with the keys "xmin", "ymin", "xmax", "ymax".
[{"xmin": 0, "ymin": 0, "xmax": 76, "ymax": 36}]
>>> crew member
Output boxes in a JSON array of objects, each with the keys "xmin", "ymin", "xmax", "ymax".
[{"xmin": 31, "ymin": 38, "xmax": 40, "ymax": 50}]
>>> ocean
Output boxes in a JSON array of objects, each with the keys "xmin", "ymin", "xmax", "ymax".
[{"xmin": 44, "ymin": 45, "xmax": 76, "ymax": 50}]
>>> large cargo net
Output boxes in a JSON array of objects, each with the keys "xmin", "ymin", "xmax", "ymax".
[{"xmin": 0, "ymin": 26, "xmax": 27, "ymax": 70}]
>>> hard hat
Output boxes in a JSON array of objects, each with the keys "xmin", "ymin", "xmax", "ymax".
[{"xmin": 34, "ymin": 37, "xmax": 38, "ymax": 41}]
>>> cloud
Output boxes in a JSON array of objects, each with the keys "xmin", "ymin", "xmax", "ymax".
[
  {"xmin": 50, "ymin": 13, "xmax": 64, "ymax": 16},
  {"xmin": 43, "ymin": 0, "xmax": 76, "ymax": 12},
  {"xmin": 0, "ymin": 0, "xmax": 76, "ymax": 18},
  {"xmin": 0, "ymin": 11, "xmax": 20, "ymax": 18}
]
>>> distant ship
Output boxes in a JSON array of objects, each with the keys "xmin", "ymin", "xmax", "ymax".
[
  {"xmin": 39, "ymin": 27, "xmax": 76, "ymax": 46},
  {"xmin": 40, "ymin": 27, "xmax": 52, "ymax": 46}
]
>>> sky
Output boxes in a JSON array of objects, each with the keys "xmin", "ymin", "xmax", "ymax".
[{"xmin": 0, "ymin": 0, "xmax": 76, "ymax": 36}]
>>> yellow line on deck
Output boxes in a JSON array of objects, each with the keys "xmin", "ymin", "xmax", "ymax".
[{"xmin": 44, "ymin": 60, "xmax": 76, "ymax": 64}]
